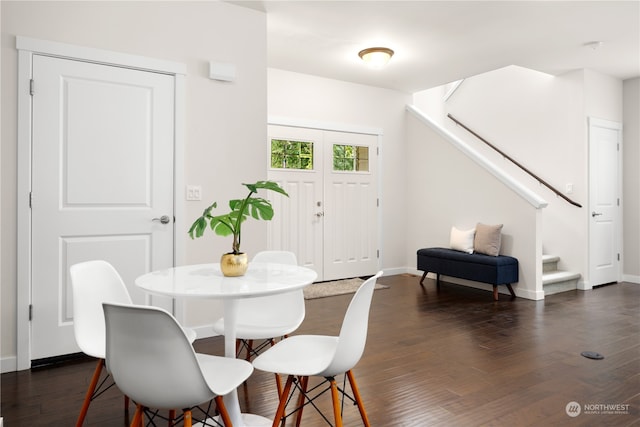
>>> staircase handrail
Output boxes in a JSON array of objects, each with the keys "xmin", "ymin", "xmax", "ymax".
[
  {"xmin": 407, "ymin": 105, "xmax": 548, "ymax": 209},
  {"xmin": 447, "ymin": 114, "xmax": 582, "ymax": 208}
]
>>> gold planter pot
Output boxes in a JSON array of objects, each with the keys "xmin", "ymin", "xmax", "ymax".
[{"xmin": 220, "ymin": 252, "xmax": 248, "ymax": 277}]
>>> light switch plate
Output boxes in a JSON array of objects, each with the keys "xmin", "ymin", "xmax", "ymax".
[{"xmin": 186, "ymin": 185, "xmax": 202, "ymax": 201}]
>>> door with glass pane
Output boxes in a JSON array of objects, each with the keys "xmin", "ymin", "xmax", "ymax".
[
  {"xmin": 322, "ymin": 131, "xmax": 378, "ymax": 280},
  {"xmin": 267, "ymin": 125, "xmax": 378, "ymax": 281}
]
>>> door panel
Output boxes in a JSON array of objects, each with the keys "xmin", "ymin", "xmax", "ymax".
[
  {"xmin": 323, "ymin": 131, "xmax": 378, "ymax": 280},
  {"xmin": 588, "ymin": 118, "xmax": 621, "ymax": 287},
  {"xmin": 30, "ymin": 55, "xmax": 175, "ymax": 360},
  {"xmin": 267, "ymin": 126, "xmax": 324, "ymax": 278}
]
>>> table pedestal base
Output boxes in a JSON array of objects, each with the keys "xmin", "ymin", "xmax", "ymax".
[{"xmin": 197, "ymin": 413, "xmax": 271, "ymax": 427}]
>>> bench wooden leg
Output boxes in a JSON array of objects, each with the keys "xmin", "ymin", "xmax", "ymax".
[
  {"xmin": 419, "ymin": 271, "xmax": 428, "ymax": 286},
  {"xmin": 493, "ymin": 284, "xmax": 516, "ymax": 300}
]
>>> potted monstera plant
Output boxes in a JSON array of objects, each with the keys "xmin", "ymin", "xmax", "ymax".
[{"xmin": 188, "ymin": 180, "xmax": 289, "ymax": 276}]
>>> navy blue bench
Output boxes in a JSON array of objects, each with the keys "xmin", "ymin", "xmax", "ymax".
[{"xmin": 417, "ymin": 247, "xmax": 518, "ymax": 300}]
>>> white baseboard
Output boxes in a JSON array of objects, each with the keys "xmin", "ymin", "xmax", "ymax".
[
  {"xmin": 1, "ymin": 355, "xmax": 18, "ymax": 373},
  {"xmin": 623, "ymin": 274, "xmax": 640, "ymax": 284},
  {"xmin": 382, "ymin": 266, "xmax": 417, "ymax": 277},
  {"xmin": 192, "ymin": 325, "xmax": 218, "ymax": 340}
]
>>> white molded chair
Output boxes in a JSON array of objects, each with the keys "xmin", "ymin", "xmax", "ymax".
[
  {"xmin": 103, "ymin": 302, "xmax": 253, "ymax": 427},
  {"xmin": 252, "ymin": 271, "xmax": 384, "ymax": 427},
  {"xmin": 212, "ymin": 250, "xmax": 304, "ymax": 396},
  {"xmin": 69, "ymin": 260, "xmax": 196, "ymax": 426}
]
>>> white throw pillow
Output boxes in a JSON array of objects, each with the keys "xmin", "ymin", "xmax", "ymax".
[{"xmin": 450, "ymin": 226, "xmax": 475, "ymax": 254}]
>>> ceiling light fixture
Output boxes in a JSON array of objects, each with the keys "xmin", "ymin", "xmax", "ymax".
[
  {"xmin": 584, "ymin": 41, "xmax": 603, "ymax": 50},
  {"xmin": 358, "ymin": 47, "xmax": 394, "ymax": 69}
]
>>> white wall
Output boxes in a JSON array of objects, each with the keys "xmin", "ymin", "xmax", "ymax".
[
  {"xmin": 623, "ymin": 78, "xmax": 640, "ymax": 282},
  {"xmin": 1, "ymin": 1, "xmax": 266, "ymax": 364},
  {"xmin": 413, "ymin": 66, "xmax": 626, "ymax": 288},
  {"xmin": 268, "ymin": 68, "xmax": 412, "ymax": 273}
]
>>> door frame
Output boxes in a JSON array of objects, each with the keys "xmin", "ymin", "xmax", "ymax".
[
  {"xmin": 16, "ymin": 36, "xmax": 187, "ymax": 370},
  {"xmin": 267, "ymin": 116, "xmax": 384, "ymax": 277},
  {"xmin": 587, "ymin": 116, "xmax": 623, "ymax": 289}
]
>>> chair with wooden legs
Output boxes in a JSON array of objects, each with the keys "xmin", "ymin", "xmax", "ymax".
[
  {"xmin": 70, "ymin": 260, "xmax": 196, "ymax": 426},
  {"xmin": 252, "ymin": 271, "xmax": 383, "ymax": 427},
  {"xmin": 103, "ymin": 302, "xmax": 253, "ymax": 427}
]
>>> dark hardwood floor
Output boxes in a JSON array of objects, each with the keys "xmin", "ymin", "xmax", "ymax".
[{"xmin": 2, "ymin": 274, "xmax": 639, "ymax": 426}]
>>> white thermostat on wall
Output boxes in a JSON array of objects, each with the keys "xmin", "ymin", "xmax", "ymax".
[{"xmin": 209, "ymin": 61, "xmax": 236, "ymax": 82}]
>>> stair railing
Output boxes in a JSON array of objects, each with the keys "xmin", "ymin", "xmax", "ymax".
[{"xmin": 448, "ymin": 114, "xmax": 582, "ymax": 208}]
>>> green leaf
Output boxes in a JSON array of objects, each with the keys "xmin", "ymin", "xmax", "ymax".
[
  {"xmin": 187, "ymin": 217, "xmax": 208, "ymax": 239},
  {"xmin": 243, "ymin": 181, "xmax": 289, "ymax": 197},
  {"xmin": 246, "ymin": 197, "xmax": 274, "ymax": 220},
  {"xmin": 209, "ymin": 215, "xmax": 235, "ymax": 237}
]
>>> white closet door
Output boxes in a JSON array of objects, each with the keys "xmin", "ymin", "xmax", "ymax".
[{"xmin": 30, "ymin": 55, "xmax": 176, "ymax": 360}]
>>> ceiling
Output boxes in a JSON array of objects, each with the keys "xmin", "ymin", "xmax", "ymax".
[{"xmin": 231, "ymin": 1, "xmax": 640, "ymax": 93}]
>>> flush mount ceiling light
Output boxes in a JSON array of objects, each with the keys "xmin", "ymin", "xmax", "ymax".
[
  {"xmin": 584, "ymin": 41, "xmax": 604, "ymax": 50},
  {"xmin": 358, "ymin": 47, "xmax": 394, "ymax": 69}
]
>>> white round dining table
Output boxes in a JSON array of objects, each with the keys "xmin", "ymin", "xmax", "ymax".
[{"xmin": 135, "ymin": 261, "xmax": 317, "ymax": 427}]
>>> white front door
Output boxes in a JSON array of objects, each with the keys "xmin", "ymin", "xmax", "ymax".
[
  {"xmin": 588, "ymin": 117, "xmax": 621, "ymax": 287},
  {"xmin": 267, "ymin": 125, "xmax": 379, "ymax": 281},
  {"xmin": 267, "ymin": 126, "xmax": 325, "ymax": 275},
  {"xmin": 30, "ymin": 55, "xmax": 176, "ymax": 360},
  {"xmin": 323, "ymin": 131, "xmax": 378, "ymax": 281}
]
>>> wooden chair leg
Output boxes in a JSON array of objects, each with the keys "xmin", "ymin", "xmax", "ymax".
[
  {"xmin": 275, "ymin": 373, "xmax": 283, "ymax": 398},
  {"xmin": 130, "ymin": 404, "xmax": 144, "ymax": 427},
  {"xmin": 506, "ymin": 283, "xmax": 516, "ymax": 298},
  {"xmin": 215, "ymin": 396, "xmax": 232, "ymax": 427},
  {"xmin": 294, "ymin": 376, "xmax": 309, "ymax": 427},
  {"xmin": 124, "ymin": 395, "xmax": 131, "ymax": 426},
  {"xmin": 245, "ymin": 340, "xmax": 254, "ymax": 362},
  {"xmin": 183, "ymin": 409, "xmax": 192, "ymax": 427},
  {"xmin": 168, "ymin": 409, "xmax": 176, "ymax": 426},
  {"xmin": 346, "ymin": 370, "xmax": 371, "ymax": 427},
  {"xmin": 76, "ymin": 358, "xmax": 104, "ymax": 427},
  {"xmin": 493, "ymin": 285, "xmax": 499, "ymax": 301},
  {"xmin": 272, "ymin": 375, "xmax": 295, "ymax": 427},
  {"xmin": 329, "ymin": 378, "xmax": 343, "ymax": 427}
]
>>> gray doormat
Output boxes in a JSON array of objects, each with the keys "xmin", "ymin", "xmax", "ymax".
[{"xmin": 303, "ymin": 277, "xmax": 389, "ymax": 300}]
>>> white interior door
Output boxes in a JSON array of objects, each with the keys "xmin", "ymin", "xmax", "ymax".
[
  {"xmin": 30, "ymin": 55, "xmax": 176, "ymax": 360},
  {"xmin": 588, "ymin": 117, "xmax": 621, "ymax": 287},
  {"xmin": 267, "ymin": 125, "xmax": 378, "ymax": 281}
]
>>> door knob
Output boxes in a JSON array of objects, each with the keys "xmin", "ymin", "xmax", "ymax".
[
  {"xmin": 152, "ymin": 215, "xmax": 171, "ymax": 224},
  {"xmin": 315, "ymin": 212, "xmax": 324, "ymax": 218},
  {"xmin": 591, "ymin": 211, "xmax": 603, "ymax": 217}
]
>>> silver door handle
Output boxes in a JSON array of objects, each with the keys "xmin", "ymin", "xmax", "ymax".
[
  {"xmin": 152, "ymin": 215, "xmax": 171, "ymax": 224},
  {"xmin": 592, "ymin": 211, "xmax": 603, "ymax": 217},
  {"xmin": 315, "ymin": 212, "xmax": 324, "ymax": 217}
]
